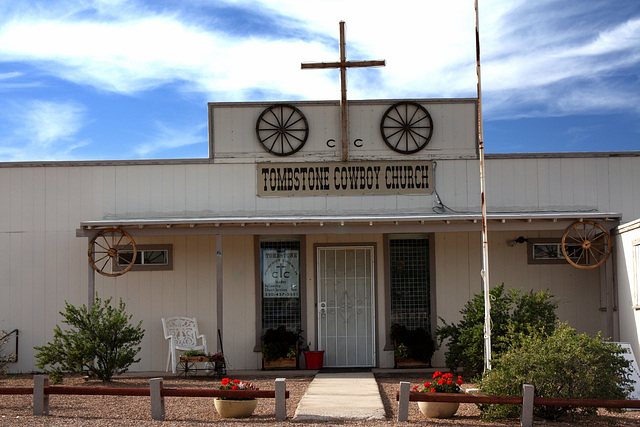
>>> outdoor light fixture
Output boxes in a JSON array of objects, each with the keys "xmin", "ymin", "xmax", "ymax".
[{"xmin": 508, "ymin": 236, "xmax": 528, "ymax": 247}]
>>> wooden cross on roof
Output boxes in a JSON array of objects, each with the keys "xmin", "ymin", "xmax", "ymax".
[{"xmin": 302, "ymin": 21, "xmax": 385, "ymax": 161}]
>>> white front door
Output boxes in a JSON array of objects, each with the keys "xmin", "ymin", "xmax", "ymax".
[{"xmin": 317, "ymin": 246, "xmax": 375, "ymax": 367}]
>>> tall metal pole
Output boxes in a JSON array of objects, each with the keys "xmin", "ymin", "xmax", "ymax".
[
  {"xmin": 339, "ymin": 21, "xmax": 349, "ymax": 162},
  {"xmin": 475, "ymin": 0, "xmax": 491, "ymax": 373}
]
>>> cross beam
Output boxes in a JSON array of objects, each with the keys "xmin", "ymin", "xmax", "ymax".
[{"xmin": 302, "ymin": 21, "xmax": 385, "ymax": 161}]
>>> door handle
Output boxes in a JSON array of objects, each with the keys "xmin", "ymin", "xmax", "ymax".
[{"xmin": 319, "ymin": 302, "xmax": 326, "ymax": 315}]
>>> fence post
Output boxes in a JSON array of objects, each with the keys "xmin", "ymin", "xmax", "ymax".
[
  {"xmin": 33, "ymin": 374, "xmax": 49, "ymax": 415},
  {"xmin": 521, "ymin": 383, "xmax": 534, "ymax": 427},
  {"xmin": 275, "ymin": 378, "xmax": 286, "ymax": 421},
  {"xmin": 150, "ymin": 378, "xmax": 165, "ymax": 420},
  {"xmin": 397, "ymin": 381, "xmax": 410, "ymax": 422}
]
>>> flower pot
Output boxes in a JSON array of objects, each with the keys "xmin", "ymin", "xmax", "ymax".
[
  {"xmin": 418, "ymin": 401, "xmax": 459, "ymax": 418},
  {"xmin": 214, "ymin": 399, "xmax": 258, "ymax": 418},
  {"xmin": 303, "ymin": 351, "xmax": 324, "ymax": 369}
]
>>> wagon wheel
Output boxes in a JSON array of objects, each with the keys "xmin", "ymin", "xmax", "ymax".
[
  {"xmin": 380, "ymin": 101, "xmax": 433, "ymax": 154},
  {"xmin": 256, "ymin": 104, "xmax": 309, "ymax": 156},
  {"xmin": 204, "ymin": 361, "xmax": 215, "ymax": 376},
  {"xmin": 561, "ymin": 221, "xmax": 611, "ymax": 270},
  {"xmin": 88, "ymin": 228, "xmax": 137, "ymax": 277},
  {"xmin": 177, "ymin": 361, "xmax": 197, "ymax": 377}
]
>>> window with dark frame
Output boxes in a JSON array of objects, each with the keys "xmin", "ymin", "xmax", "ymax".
[
  {"xmin": 260, "ymin": 240, "xmax": 301, "ymax": 334},
  {"xmin": 527, "ymin": 238, "xmax": 579, "ymax": 265},
  {"xmin": 116, "ymin": 244, "xmax": 173, "ymax": 271},
  {"xmin": 389, "ymin": 238, "xmax": 431, "ymax": 332}
]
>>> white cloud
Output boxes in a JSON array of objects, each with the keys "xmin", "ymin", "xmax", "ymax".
[
  {"xmin": 0, "ymin": 0, "xmax": 637, "ymax": 120},
  {"xmin": 0, "ymin": 100, "xmax": 88, "ymax": 161},
  {"xmin": 134, "ymin": 121, "xmax": 207, "ymax": 157},
  {"xmin": 26, "ymin": 101, "xmax": 86, "ymax": 145}
]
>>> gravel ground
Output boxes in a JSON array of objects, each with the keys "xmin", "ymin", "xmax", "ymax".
[{"xmin": 1, "ymin": 373, "xmax": 640, "ymax": 426}]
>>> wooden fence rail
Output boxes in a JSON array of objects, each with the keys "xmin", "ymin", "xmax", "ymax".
[
  {"xmin": 397, "ymin": 381, "xmax": 640, "ymax": 427},
  {"xmin": 2, "ymin": 375, "xmax": 289, "ymax": 421}
]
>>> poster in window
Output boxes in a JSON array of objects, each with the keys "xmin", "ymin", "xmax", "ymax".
[{"xmin": 262, "ymin": 248, "xmax": 300, "ymax": 298}]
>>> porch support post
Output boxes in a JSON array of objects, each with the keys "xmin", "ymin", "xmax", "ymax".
[
  {"xmin": 216, "ymin": 234, "xmax": 223, "ymax": 351},
  {"xmin": 88, "ymin": 251, "xmax": 95, "ymax": 308},
  {"xmin": 605, "ymin": 252, "xmax": 616, "ymax": 340}
]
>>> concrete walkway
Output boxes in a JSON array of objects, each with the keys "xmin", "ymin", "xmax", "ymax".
[{"xmin": 293, "ymin": 372, "xmax": 386, "ymax": 421}]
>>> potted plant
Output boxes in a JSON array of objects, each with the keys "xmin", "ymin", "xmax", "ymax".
[
  {"xmin": 261, "ymin": 326, "xmax": 300, "ymax": 370},
  {"xmin": 214, "ymin": 378, "xmax": 259, "ymax": 418},
  {"xmin": 390, "ymin": 324, "xmax": 435, "ymax": 368},
  {"xmin": 413, "ymin": 371, "xmax": 464, "ymax": 418},
  {"xmin": 301, "ymin": 342, "xmax": 325, "ymax": 370}
]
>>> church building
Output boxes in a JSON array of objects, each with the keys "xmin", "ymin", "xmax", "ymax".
[{"xmin": 2, "ymin": 25, "xmax": 640, "ymax": 374}]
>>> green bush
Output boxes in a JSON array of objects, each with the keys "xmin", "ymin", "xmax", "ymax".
[
  {"xmin": 390, "ymin": 324, "xmax": 435, "ymax": 363},
  {"xmin": 436, "ymin": 284, "xmax": 558, "ymax": 376},
  {"xmin": 0, "ymin": 329, "xmax": 16, "ymax": 375},
  {"xmin": 479, "ymin": 323, "xmax": 633, "ymax": 421},
  {"xmin": 34, "ymin": 295, "xmax": 144, "ymax": 383}
]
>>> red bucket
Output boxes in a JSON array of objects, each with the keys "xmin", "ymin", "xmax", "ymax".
[{"xmin": 304, "ymin": 351, "xmax": 325, "ymax": 370}]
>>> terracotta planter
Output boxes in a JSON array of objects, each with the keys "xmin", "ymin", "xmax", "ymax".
[
  {"xmin": 418, "ymin": 401, "xmax": 460, "ymax": 418},
  {"xmin": 214, "ymin": 398, "xmax": 258, "ymax": 418}
]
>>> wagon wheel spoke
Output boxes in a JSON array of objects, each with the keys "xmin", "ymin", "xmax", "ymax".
[{"xmin": 88, "ymin": 228, "xmax": 137, "ymax": 277}]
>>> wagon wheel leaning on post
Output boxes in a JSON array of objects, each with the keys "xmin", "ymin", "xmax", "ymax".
[
  {"xmin": 88, "ymin": 228, "xmax": 137, "ymax": 277},
  {"xmin": 561, "ymin": 221, "xmax": 611, "ymax": 270}
]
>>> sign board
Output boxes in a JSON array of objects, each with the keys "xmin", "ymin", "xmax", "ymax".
[
  {"xmin": 257, "ymin": 161, "xmax": 433, "ymax": 196},
  {"xmin": 262, "ymin": 248, "xmax": 300, "ymax": 298}
]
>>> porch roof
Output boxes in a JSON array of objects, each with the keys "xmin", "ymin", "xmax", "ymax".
[{"xmin": 76, "ymin": 211, "xmax": 621, "ymax": 237}]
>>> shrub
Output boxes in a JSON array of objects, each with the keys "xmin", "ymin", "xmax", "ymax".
[
  {"xmin": 0, "ymin": 329, "xmax": 17, "ymax": 375},
  {"xmin": 390, "ymin": 324, "xmax": 435, "ymax": 363},
  {"xmin": 34, "ymin": 295, "xmax": 144, "ymax": 383},
  {"xmin": 436, "ymin": 284, "xmax": 558, "ymax": 376},
  {"xmin": 479, "ymin": 323, "xmax": 634, "ymax": 421}
]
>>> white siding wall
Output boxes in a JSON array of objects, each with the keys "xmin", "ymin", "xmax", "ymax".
[
  {"xmin": 485, "ymin": 156, "xmax": 640, "ymax": 222},
  {"xmin": 91, "ymin": 234, "xmax": 218, "ymax": 372},
  {"xmin": 615, "ymin": 222, "xmax": 640, "ymax": 363},
  {"xmin": 211, "ymin": 101, "xmax": 479, "ymax": 162}
]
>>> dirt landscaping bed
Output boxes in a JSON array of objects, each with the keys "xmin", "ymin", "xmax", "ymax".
[{"xmin": 1, "ymin": 373, "xmax": 639, "ymax": 426}]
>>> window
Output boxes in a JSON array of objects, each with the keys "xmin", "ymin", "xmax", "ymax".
[
  {"xmin": 389, "ymin": 238, "xmax": 431, "ymax": 331},
  {"xmin": 117, "ymin": 244, "xmax": 173, "ymax": 271},
  {"xmin": 260, "ymin": 240, "xmax": 301, "ymax": 333},
  {"xmin": 527, "ymin": 238, "xmax": 578, "ymax": 265}
]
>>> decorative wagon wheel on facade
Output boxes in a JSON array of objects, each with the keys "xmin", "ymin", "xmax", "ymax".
[
  {"xmin": 88, "ymin": 228, "xmax": 137, "ymax": 277},
  {"xmin": 561, "ymin": 221, "xmax": 611, "ymax": 270},
  {"xmin": 380, "ymin": 101, "xmax": 433, "ymax": 154},
  {"xmin": 256, "ymin": 104, "xmax": 309, "ymax": 156}
]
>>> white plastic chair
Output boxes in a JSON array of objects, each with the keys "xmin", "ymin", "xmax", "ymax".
[{"xmin": 162, "ymin": 316, "xmax": 208, "ymax": 374}]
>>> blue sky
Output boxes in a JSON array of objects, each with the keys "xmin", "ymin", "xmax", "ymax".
[{"xmin": 0, "ymin": 0, "xmax": 638, "ymax": 161}]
